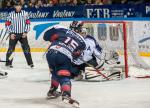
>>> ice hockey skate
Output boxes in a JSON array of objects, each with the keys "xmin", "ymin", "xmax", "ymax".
[{"xmin": 46, "ymin": 89, "xmax": 61, "ymax": 99}]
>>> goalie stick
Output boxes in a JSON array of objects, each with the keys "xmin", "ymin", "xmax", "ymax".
[
  {"xmin": 84, "ymin": 66, "xmax": 122, "ymax": 81},
  {"xmin": 79, "ymin": 54, "xmax": 121, "ymax": 81},
  {"xmin": 88, "ymin": 65, "xmax": 110, "ymax": 80},
  {"xmin": 86, "ymin": 61, "xmax": 121, "ymax": 81},
  {"xmin": 79, "ymin": 58, "xmax": 110, "ymax": 80}
]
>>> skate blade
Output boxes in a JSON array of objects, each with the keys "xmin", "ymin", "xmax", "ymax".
[
  {"xmin": 46, "ymin": 95, "xmax": 60, "ymax": 99},
  {"xmin": 62, "ymin": 98, "xmax": 69, "ymax": 103},
  {"xmin": 63, "ymin": 99, "xmax": 80, "ymax": 108},
  {"xmin": 46, "ymin": 93, "xmax": 61, "ymax": 99},
  {"xmin": 72, "ymin": 102, "xmax": 80, "ymax": 108}
]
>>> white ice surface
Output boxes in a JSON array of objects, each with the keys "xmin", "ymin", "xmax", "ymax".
[{"xmin": 0, "ymin": 52, "xmax": 150, "ymax": 108}]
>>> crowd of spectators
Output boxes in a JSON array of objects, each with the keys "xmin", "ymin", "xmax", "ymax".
[{"xmin": 0, "ymin": 0, "xmax": 150, "ymax": 9}]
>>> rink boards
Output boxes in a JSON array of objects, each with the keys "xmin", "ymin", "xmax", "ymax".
[{"xmin": 0, "ymin": 19, "xmax": 150, "ymax": 57}]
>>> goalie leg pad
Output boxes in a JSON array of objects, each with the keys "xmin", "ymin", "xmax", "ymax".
[{"xmin": 85, "ymin": 67, "xmax": 101, "ymax": 80}]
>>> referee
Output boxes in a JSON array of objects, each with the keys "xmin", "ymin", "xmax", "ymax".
[{"xmin": 5, "ymin": 2, "xmax": 34, "ymax": 68}]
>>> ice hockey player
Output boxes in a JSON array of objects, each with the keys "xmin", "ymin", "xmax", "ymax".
[
  {"xmin": 70, "ymin": 21, "xmax": 119, "ymax": 80},
  {"xmin": 43, "ymin": 25, "xmax": 86, "ymax": 107}
]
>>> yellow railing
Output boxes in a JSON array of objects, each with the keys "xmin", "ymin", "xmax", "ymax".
[
  {"xmin": 0, "ymin": 48, "xmax": 47, "ymax": 52},
  {"xmin": 1, "ymin": 48, "xmax": 150, "ymax": 57}
]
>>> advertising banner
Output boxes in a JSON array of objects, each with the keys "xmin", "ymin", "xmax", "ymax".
[{"xmin": 0, "ymin": 4, "xmax": 150, "ymax": 20}]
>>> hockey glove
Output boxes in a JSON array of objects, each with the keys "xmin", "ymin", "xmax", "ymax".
[{"xmin": 105, "ymin": 51, "xmax": 120, "ymax": 65}]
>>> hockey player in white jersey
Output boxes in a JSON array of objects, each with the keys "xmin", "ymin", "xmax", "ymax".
[{"xmin": 70, "ymin": 21, "xmax": 119, "ymax": 80}]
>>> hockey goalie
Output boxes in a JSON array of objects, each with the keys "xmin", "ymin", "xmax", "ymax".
[{"xmin": 70, "ymin": 21, "xmax": 121, "ymax": 81}]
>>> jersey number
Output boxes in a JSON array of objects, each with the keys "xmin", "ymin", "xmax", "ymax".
[{"xmin": 64, "ymin": 37, "xmax": 78, "ymax": 49}]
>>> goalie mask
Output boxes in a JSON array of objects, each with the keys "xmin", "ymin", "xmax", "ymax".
[{"xmin": 80, "ymin": 28, "xmax": 87, "ymax": 37}]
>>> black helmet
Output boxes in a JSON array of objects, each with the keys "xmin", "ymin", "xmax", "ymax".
[{"xmin": 69, "ymin": 21, "xmax": 84, "ymax": 33}]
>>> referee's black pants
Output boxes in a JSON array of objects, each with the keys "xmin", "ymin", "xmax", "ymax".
[{"xmin": 6, "ymin": 33, "xmax": 33, "ymax": 66}]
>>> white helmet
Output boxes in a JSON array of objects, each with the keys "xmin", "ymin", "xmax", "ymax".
[{"xmin": 81, "ymin": 28, "xmax": 87, "ymax": 34}]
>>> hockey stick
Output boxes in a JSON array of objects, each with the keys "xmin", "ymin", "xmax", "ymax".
[
  {"xmin": 0, "ymin": 60, "xmax": 8, "ymax": 62},
  {"xmin": 85, "ymin": 65, "xmax": 121, "ymax": 81},
  {"xmin": 92, "ymin": 66, "xmax": 110, "ymax": 80},
  {"xmin": 85, "ymin": 71, "xmax": 121, "ymax": 80},
  {"xmin": 1, "ymin": 34, "xmax": 9, "ymax": 48},
  {"xmin": 5, "ymin": 34, "xmax": 10, "ymax": 41},
  {"xmin": 0, "ymin": 30, "xmax": 8, "ymax": 50},
  {"xmin": 79, "ymin": 55, "xmax": 121, "ymax": 80},
  {"xmin": 42, "ymin": 43, "xmax": 51, "ymax": 58},
  {"xmin": 91, "ymin": 56, "xmax": 121, "ymax": 80},
  {"xmin": 87, "ymin": 53, "xmax": 120, "ymax": 81},
  {"xmin": 42, "ymin": 49, "xmax": 48, "ymax": 58},
  {"xmin": 0, "ymin": 52, "xmax": 15, "ymax": 63},
  {"xmin": 0, "ymin": 29, "xmax": 3, "ymax": 39},
  {"xmin": 79, "ymin": 58, "xmax": 110, "ymax": 80},
  {"xmin": 0, "ymin": 30, "xmax": 7, "ymax": 45}
]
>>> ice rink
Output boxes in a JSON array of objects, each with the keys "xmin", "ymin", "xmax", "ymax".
[{"xmin": 0, "ymin": 52, "xmax": 150, "ymax": 108}]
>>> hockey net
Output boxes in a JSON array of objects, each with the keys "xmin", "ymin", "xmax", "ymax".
[{"xmin": 82, "ymin": 21, "xmax": 150, "ymax": 78}]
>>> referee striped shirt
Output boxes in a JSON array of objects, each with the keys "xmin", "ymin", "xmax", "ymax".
[{"xmin": 5, "ymin": 10, "xmax": 30, "ymax": 34}]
